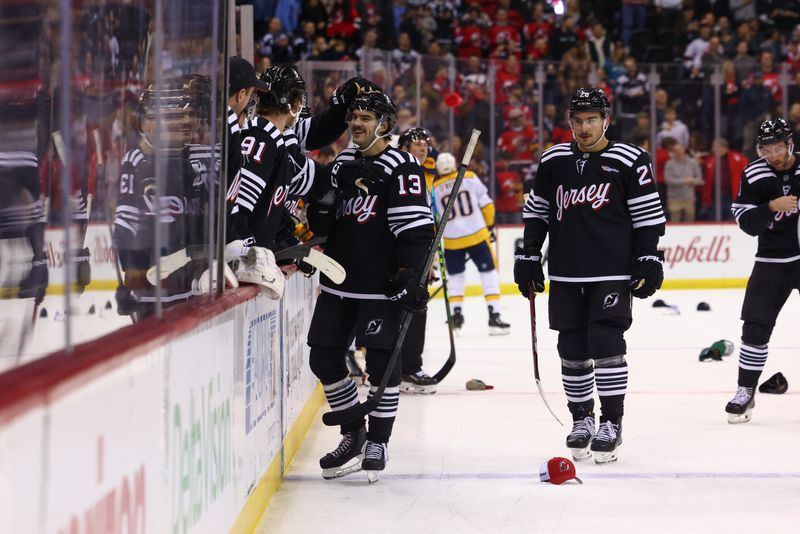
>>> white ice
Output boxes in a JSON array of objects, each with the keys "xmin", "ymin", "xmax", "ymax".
[{"xmin": 257, "ymin": 289, "xmax": 800, "ymax": 533}]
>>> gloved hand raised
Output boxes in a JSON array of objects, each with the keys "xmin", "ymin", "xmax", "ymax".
[
  {"xmin": 330, "ymin": 159, "xmax": 384, "ymax": 194},
  {"xmin": 330, "ymin": 77, "xmax": 382, "ymax": 106},
  {"xmin": 513, "ymin": 246, "xmax": 545, "ymax": 297},
  {"xmin": 629, "ymin": 251, "xmax": 664, "ymax": 299}
]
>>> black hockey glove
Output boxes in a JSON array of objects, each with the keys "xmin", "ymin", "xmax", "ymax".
[
  {"xmin": 72, "ymin": 247, "xmax": 91, "ymax": 294},
  {"xmin": 330, "ymin": 77, "xmax": 382, "ymax": 107},
  {"xmin": 330, "ymin": 160, "xmax": 383, "ymax": 194},
  {"xmin": 629, "ymin": 251, "xmax": 664, "ymax": 299},
  {"xmin": 386, "ymin": 269, "xmax": 428, "ymax": 313},
  {"xmin": 513, "ymin": 246, "xmax": 545, "ymax": 297},
  {"xmin": 115, "ymin": 285, "xmax": 137, "ymax": 316}
]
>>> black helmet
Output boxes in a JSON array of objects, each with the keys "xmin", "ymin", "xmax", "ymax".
[
  {"xmin": 257, "ymin": 65, "xmax": 306, "ymax": 111},
  {"xmin": 568, "ymin": 87, "xmax": 610, "ymax": 118},
  {"xmin": 346, "ymin": 92, "xmax": 397, "ymax": 134},
  {"xmin": 756, "ymin": 118, "xmax": 792, "ymax": 146},
  {"xmin": 138, "ymin": 80, "xmax": 193, "ymax": 116},
  {"xmin": 398, "ymin": 127, "xmax": 431, "ymax": 149}
]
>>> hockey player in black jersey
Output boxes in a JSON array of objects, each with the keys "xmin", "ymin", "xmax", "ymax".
[
  {"xmin": 112, "ymin": 81, "xmax": 211, "ymax": 319},
  {"xmin": 397, "ymin": 127, "xmax": 438, "ymax": 394},
  {"xmin": 725, "ymin": 118, "xmax": 800, "ymax": 424},
  {"xmin": 306, "ymin": 92, "xmax": 434, "ymax": 481},
  {"xmin": 514, "ymin": 88, "xmax": 666, "ymax": 463}
]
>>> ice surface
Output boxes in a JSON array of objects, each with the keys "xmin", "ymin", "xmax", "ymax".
[{"xmin": 256, "ymin": 289, "xmax": 800, "ymax": 533}]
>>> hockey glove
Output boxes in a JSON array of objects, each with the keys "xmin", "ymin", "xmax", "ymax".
[
  {"xmin": 72, "ymin": 247, "xmax": 91, "ymax": 294},
  {"xmin": 330, "ymin": 77, "xmax": 382, "ymax": 107},
  {"xmin": 629, "ymin": 251, "xmax": 664, "ymax": 299},
  {"xmin": 330, "ymin": 159, "xmax": 383, "ymax": 194},
  {"xmin": 514, "ymin": 246, "xmax": 545, "ymax": 297},
  {"xmin": 115, "ymin": 285, "xmax": 137, "ymax": 316},
  {"xmin": 386, "ymin": 269, "xmax": 428, "ymax": 312}
]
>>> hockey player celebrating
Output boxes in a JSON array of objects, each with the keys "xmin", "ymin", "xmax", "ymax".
[
  {"xmin": 397, "ymin": 127, "xmax": 438, "ymax": 394},
  {"xmin": 306, "ymin": 92, "xmax": 434, "ymax": 481},
  {"xmin": 433, "ymin": 152, "xmax": 510, "ymax": 335},
  {"xmin": 514, "ymin": 88, "xmax": 666, "ymax": 463},
  {"xmin": 726, "ymin": 118, "xmax": 800, "ymax": 423}
]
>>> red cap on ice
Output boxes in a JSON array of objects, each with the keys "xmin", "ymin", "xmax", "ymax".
[{"xmin": 539, "ymin": 457, "xmax": 583, "ymax": 485}]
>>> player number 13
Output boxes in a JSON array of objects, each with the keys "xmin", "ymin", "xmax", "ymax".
[{"xmin": 397, "ymin": 174, "xmax": 423, "ymax": 195}]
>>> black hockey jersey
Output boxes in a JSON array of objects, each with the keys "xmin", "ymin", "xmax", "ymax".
[
  {"xmin": 731, "ymin": 155, "xmax": 800, "ymax": 263},
  {"xmin": 320, "ymin": 146, "xmax": 434, "ymax": 299},
  {"xmin": 228, "ymin": 116, "xmax": 292, "ymax": 249},
  {"xmin": 523, "ymin": 141, "xmax": 666, "ymax": 282},
  {"xmin": 113, "ymin": 144, "xmax": 209, "ymax": 301}
]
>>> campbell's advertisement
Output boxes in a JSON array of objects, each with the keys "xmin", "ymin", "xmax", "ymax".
[
  {"xmin": 495, "ymin": 223, "xmax": 758, "ymax": 287},
  {"xmin": 44, "ymin": 224, "xmax": 118, "ymax": 289}
]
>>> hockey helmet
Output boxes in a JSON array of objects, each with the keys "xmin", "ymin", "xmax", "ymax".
[
  {"xmin": 137, "ymin": 79, "xmax": 196, "ymax": 148},
  {"xmin": 257, "ymin": 65, "xmax": 306, "ymax": 112},
  {"xmin": 436, "ymin": 152, "xmax": 457, "ymax": 175},
  {"xmin": 568, "ymin": 87, "xmax": 611, "ymax": 118},
  {"xmin": 398, "ymin": 127, "xmax": 432, "ymax": 150},
  {"xmin": 346, "ymin": 91, "xmax": 397, "ymax": 135},
  {"xmin": 756, "ymin": 118, "xmax": 792, "ymax": 146}
]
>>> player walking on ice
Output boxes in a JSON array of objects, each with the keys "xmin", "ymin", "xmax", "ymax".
[
  {"xmin": 433, "ymin": 152, "xmax": 510, "ymax": 335},
  {"xmin": 306, "ymin": 91, "xmax": 433, "ymax": 482},
  {"xmin": 726, "ymin": 118, "xmax": 800, "ymax": 424},
  {"xmin": 514, "ymin": 88, "xmax": 666, "ymax": 463}
]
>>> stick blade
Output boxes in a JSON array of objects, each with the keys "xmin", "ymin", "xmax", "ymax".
[
  {"xmin": 431, "ymin": 348, "xmax": 456, "ymax": 383},
  {"xmin": 321, "ymin": 398, "xmax": 376, "ymax": 426}
]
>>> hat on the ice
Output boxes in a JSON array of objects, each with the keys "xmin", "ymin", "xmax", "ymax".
[
  {"xmin": 539, "ymin": 457, "xmax": 582, "ymax": 485},
  {"xmin": 697, "ymin": 302, "xmax": 711, "ymax": 311},
  {"xmin": 759, "ymin": 372, "xmax": 788, "ymax": 394},
  {"xmin": 652, "ymin": 299, "xmax": 668, "ymax": 308}
]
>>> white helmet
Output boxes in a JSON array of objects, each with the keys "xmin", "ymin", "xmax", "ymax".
[{"xmin": 436, "ymin": 152, "xmax": 457, "ymax": 175}]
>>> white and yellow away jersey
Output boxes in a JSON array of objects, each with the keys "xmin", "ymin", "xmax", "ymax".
[{"xmin": 433, "ymin": 170, "xmax": 495, "ymax": 250}]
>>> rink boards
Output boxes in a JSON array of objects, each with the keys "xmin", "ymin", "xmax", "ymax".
[{"xmin": 0, "ymin": 275, "xmax": 321, "ymax": 534}]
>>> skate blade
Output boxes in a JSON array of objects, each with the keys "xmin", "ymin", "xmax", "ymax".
[
  {"xmin": 727, "ymin": 410, "xmax": 752, "ymax": 424},
  {"xmin": 400, "ymin": 383, "xmax": 437, "ymax": 395},
  {"xmin": 322, "ymin": 456, "xmax": 364, "ymax": 480},
  {"xmin": 488, "ymin": 326, "xmax": 510, "ymax": 336},
  {"xmin": 593, "ymin": 449, "xmax": 619, "ymax": 464},
  {"xmin": 569, "ymin": 446, "xmax": 592, "ymax": 462},
  {"xmin": 366, "ymin": 470, "xmax": 381, "ymax": 484}
]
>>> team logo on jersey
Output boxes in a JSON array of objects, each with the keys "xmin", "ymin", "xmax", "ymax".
[
  {"xmin": 365, "ymin": 319, "xmax": 383, "ymax": 336},
  {"xmin": 602, "ymin": 292, "xmax": 620, "ymax": 309},
  {"xmin": 555, "ymin": 183, "xmax": 611, "ymax": 221},
  {"xmin": 337, "ymin": 194, "xmax": 378, "ymax": 223},
  {"xmin": 783, "ymin": 184, "xmax": 791, "ymax": 195},
  {"xmin": 576, "ymin": 159, "xmax": 587, "ymax": 175}
]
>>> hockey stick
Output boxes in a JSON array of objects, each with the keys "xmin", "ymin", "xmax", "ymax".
[
  {"xmin": 529, "ymin": 286, "xmax": 564, "ymax": 426},
  {"xmin": 322, "ymin": 129, "xmax": 481, "ymax": 427},
  {"xmin": 429, "ymin": 188, "xmax": 456, "ymax": 384}
]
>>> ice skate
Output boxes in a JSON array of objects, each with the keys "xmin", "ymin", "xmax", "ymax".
[
  {"xmin": 591, "ymin": 419, "xmax": 622, "ymax": 464},
  {"xmin": 488, "ymin": 311, "xmax": 510, "ymax": 336},
  {"xmin": 726, "ymin": 386, "xmax": 755, "ymax": 424},
  {"xmin": 566, "ymin": 411, "xmax": 596, "ymax": 462},
  {"xmin": 400, "ymin": 369, "xmax": 437, "ymax": 394},
  {"xmin": 451, "ymin": 307, "xmax": 464, "ymax": 332},
  {"xmin": 320, "ymin": 428, "xmax": 366, "ymax": 480},
  {"xmin": 362, "ymin": 440, "xmax": 388, "ymax": 484}
]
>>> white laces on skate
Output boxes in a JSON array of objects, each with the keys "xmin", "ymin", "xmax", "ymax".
[
  {"xmin": 332, "ymin": 433, "xmax": 355, "ymax": 458},
  {"xmin": 570, "ymin": 417, "xmax": 594, "ymax": 438},
  {"xmin": 731, "ymin": 386, "xmax": 754, "ymax": 405},
  {"xmin": 595, "ymin": 421, "xmax": 618, "ymax": 442},
  {"xmin": 364, "ymin": 441, "xmax": 385, "ymax": 461},
  {"xmin": 415, "ymin": 370, "xmax": 431, "ymax": 379}
]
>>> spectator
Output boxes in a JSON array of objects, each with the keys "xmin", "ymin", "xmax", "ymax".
[
  {"xmin": 494, "ymin": 55, "xmax": 521, "ymax": 105},
  {"xmin": 455, "ymin": 7, "xmax": 487, "ymax": 58},
  {"xmin": 526, "ymin": 36, "xmax": 550, "ymax": 61},
  {"xmin": 558, "ymin": 42, "xmax": 591, "ymax": 98},
  {"xmin": 721, "ymin": 60, "xmax": 743, "ymax": 146},
  {"xmin": 522, "ymin": 3, "xmax": 553, "ymax": 48},
  {"xmin": 275, "ymin": 0, "xmax": 301, "ymax": 36},
  {"xmin": 300, "ymin": 0, "xmax": 329, "ymax": 34},
  {"xmin": 462, "ymin": 55, "xmax": 488, "ymax": 87},
  {"xmin": 664, "ymin": 141, "xmax": 703, "ymax": 222},
  {"xmin": 257, "ymin": 17, "xmax": 283, "ymax": 58},
  {"xmin": 494, "ymin": 153, "xmax": 523, "ymax": 224},
  {"xmin": 327, "ymin": 0, "xmax": 360, "ymax": 40},
  {"xmin": 391, "ymin": 83, "xmax": 411, "ymax": 110},
  {"xmin": 656, "ymin": 136, "xmax": 679, "ymax": 200},
  {"xmin": 271, "ymin": 34, "xmax": 295, "ymax": 64},
  {"xmin": 587, "ymin": 22, "xmax": 612, "ymax": 67},
  {"xmin": 621, "ymin": 0, "xmax": 647, "ymax": 46},
  {"xmin": 604, "ymin": 42, "xmax": 627, "ymax": 85},
  {"xmin": 789, "ymin": 102, "xmax": 800, "ymax": 147},
  {"xmin": 702, "ymin": 138, "xmax": 747, "ymax": 220},
  {"xmin": 354, "ymin": 28, "xmax": 380, "ymax": 63},
  {"xmin": 700, "ymin": 35, "xmax": 724, "ymax": 76},
  {"xmin": 487, "ymin": 8, "xmax": 521, "ymax": 56},
  {"xmin": 497, "ymin": 107, "xmax": 535, "ymax": 164},
  {"xmin": 739, "ymin": 71, "xmax": 772, "ymax": 158},
  {"xmin": 790, "ymin": 73, "xmax": 800, "ymax": 114},
  {"xmin": 733, "ymin": 40, "xmax": 757, "ymax": 82},
  {"xmin": 392, "ymin": 32, "xmax": 421, "ymax": 76},
  {"xmin": 770, "ymin": 1, "xmax": 800, "ymax": 33},
  {"xmin": 715, "ymin": 16, "xmax": 734, "ymax": 50},
  {"xmin": 615, "ymin": 56, "xmax": 649, "ymax": 133},
  {"xmin": 654, "ymin": 87, "xmax": 669, "ymax": 125},
  {"xmin": 630, "ymin": 111, "xmax": 651, "ymax": 143},
  {"xmin": 293, "ymin": 21, "xmax": 317, "ymax": 60},
  {"xmin": 758, "ymin": 51, "xmax": 782, "ymax": 103},
  {"xmin": 657, "ymin": 107, "xmax": 690, "ymax": 148},
  {"xmin": 654, "ymin": 0, "xmax": 683, "ymax": 35},
  {"xmin": 684, "ymin": 23, "xmax": 712, "ymax": 72},
  {"xmin": 549, "ymin": 15, "xmax": 579, "ymax": 59},
  {"xmin": 432, "ymin": 1, "xmax": 456, "ymax": 48},
  {"xmin": 785, "ymin": 39, "xmax": 800, "ymax": 74}
]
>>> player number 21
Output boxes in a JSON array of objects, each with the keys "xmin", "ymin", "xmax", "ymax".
[
  {"xmin": 397, "ymin": 174, "xmax": 423, "ymax": 195},
  {"xmin": 636, "ymin": 164, "xmax": 653, "ymax": 186}
]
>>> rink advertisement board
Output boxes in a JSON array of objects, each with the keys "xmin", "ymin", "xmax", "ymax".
[
  {"xmin": 0, "ymin": 274, "xmax": 320, "ymax": 533},
  {"xmin": 493, "ymin": 223, "xmax": 757, "ymax": 290}
]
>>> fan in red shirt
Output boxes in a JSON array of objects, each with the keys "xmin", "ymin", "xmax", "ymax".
[
  {"xmin": 487, "ymin": 9, "xmax": 521, "ymax": 51},
  {"xmin": 497, "ymin": 107, "xmax": 536, "ymax": 164},
  {"xmin": 494, "ymin": 55, "xmax": 520, "ymax": 105},
  {"xmin": 495, "ymin": 154, "xmax": 523, "ymax": 221},
  {"xmin": 522, "ymin": 3, "xmax": 553, "ymax": 44}
]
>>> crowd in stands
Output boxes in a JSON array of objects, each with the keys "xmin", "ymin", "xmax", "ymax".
[{"xmin": 242, "ymin": 0, "xmax": 800, "ymax": 221}]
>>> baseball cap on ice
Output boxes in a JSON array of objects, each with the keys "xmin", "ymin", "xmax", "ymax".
[
  {"xmin": 230, "ymin": 56, "xmax": 269, "ymax": 93},
  {"xmin": 539, "ymin": 457, "xmax": 583, "ymax": 485}
]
